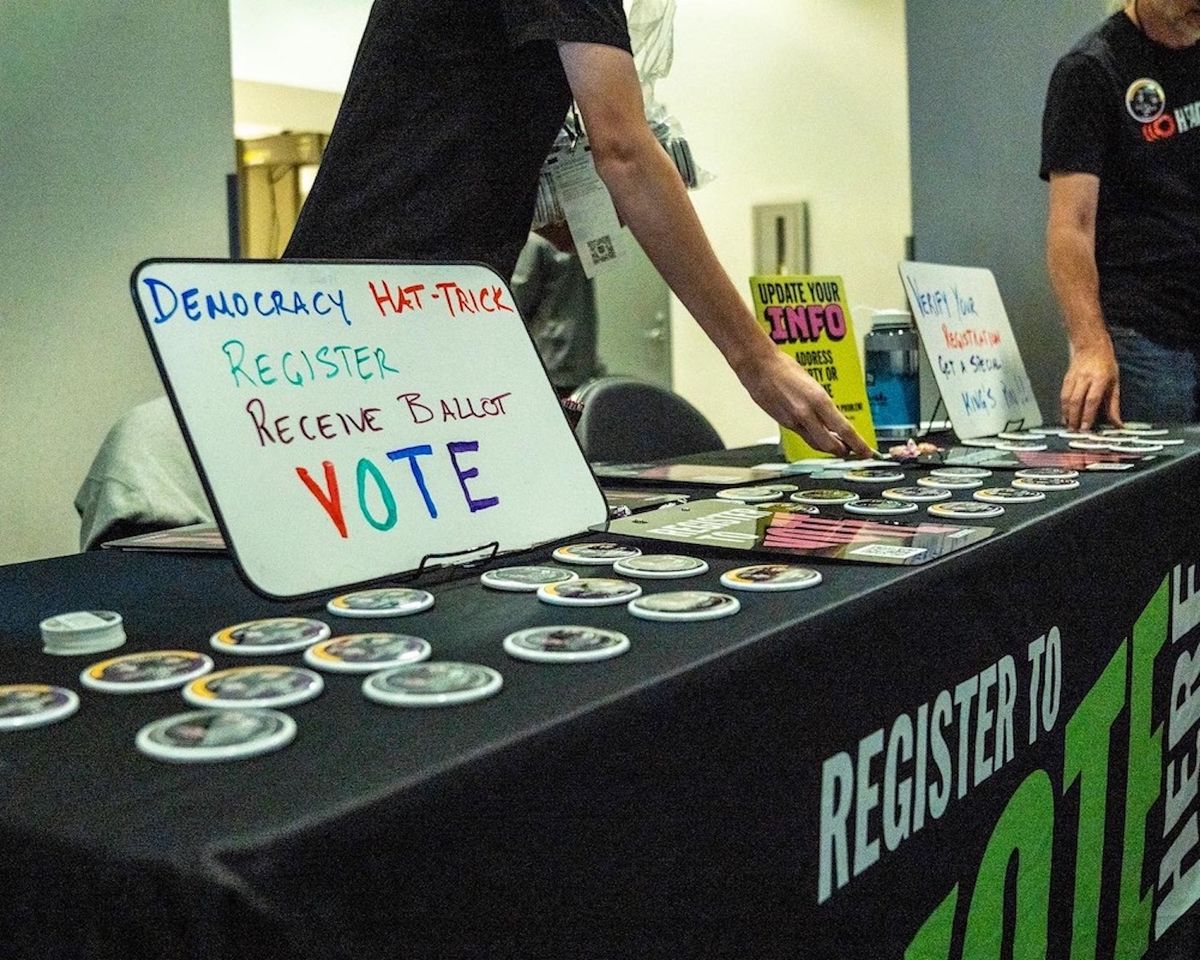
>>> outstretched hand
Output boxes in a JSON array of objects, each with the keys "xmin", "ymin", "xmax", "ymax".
[
  {"xmin": 736, "ymin": 350, "xmax": 873, "ymax": 458},
  {"xmin": 1060, "ymin": 345, "xmax": 1121, "ymax": 430}
]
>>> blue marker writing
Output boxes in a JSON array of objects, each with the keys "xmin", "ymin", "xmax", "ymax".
[
  {"xmin": 448, "ymin": 441, "xmax": 500, "ymax": 513},
  {"xmin": 385, "ymin": 445, "xmax": 438, "ymax": 519},
  {"xmin": 141, "ymin": 277, "xmax": 353, "ymax": 326}
]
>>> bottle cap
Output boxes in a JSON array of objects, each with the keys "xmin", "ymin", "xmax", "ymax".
[{"xmin": 870, "ymin": 309, "xmax": 914, "ymax": 331}]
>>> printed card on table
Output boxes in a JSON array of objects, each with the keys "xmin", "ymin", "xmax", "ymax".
[
  {"xmin": 749, "ymin": 275, "xmax": 877, "ymax": 461},
  {"xmin": 607, "ymin": 499, "xmax": 992, "ymax": 566}
]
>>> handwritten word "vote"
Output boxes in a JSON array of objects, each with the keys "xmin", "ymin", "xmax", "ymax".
[
  {"xmin": 370, "ymin": 280, "xmax": 515, "ymax": 319},
  {"xmin": 141, "ymin": 278, "xmax": 352, "ymax": 326},
  {"xmin": 296, "ymin": 442, "xmax": 499, "ymax": 539}
]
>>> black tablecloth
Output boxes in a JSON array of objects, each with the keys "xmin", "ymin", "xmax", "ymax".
[{"xmin": 4, "ymin": 439, "xmax": 1200, "ymax": 959}]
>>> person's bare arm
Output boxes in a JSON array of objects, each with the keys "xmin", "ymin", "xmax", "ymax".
[
  {"xmin": 557, "ymin": 41, "xmax": 871, "ymax": 457},
  {"xmin": 1046, "ymin": 171, "xmax": 1121, "ymax": 429}
]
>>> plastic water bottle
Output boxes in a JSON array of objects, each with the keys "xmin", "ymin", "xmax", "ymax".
[{"xmin": 864, "ymin": 309, "xmax": 920, "ymax": 437}]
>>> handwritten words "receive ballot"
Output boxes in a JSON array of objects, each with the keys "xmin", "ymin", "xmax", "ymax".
[{"xmin": 244, "ymin": 392, "xmax": 513, "ymax": 447}]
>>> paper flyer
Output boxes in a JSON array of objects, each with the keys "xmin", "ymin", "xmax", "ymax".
[{"xmin": 749, "ymin": 275, "xmax": 877, "ymax": 460}]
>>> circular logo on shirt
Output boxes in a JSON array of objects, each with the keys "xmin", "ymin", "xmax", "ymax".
[{"xmin": 1126, "ymin": 78, "xmax": 1166, "ymax": 122}]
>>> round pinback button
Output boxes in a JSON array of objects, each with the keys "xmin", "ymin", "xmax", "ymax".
[
  {"xmin": 842, "ymin": 469, "xmax": 906, "ymax": 484},
  {"xmin": 212, "ymin": 617, "xmax": 331, "ymax": 655},
  {"xmin": 918, "ymin": 475, "xmax": 982, "ymax": 490},
  {"xmin": 810, "ymin": 470, "xmax": 854, "ymax": 481},
  {"xmin": 882, "ymin": 486, "xmax": 951, "ymax": 503},
  {"xmin": 957, "ymin": 437, "xmax": 1002, "ymax": 447},
  {"xmin": 715, "ymin": 486, "xmax": 791, "ymax": 503},
  {"xmin": 997, "ymin": 430, "xmax": 1047, "ymax": 441},
  {"xmin": 1012, "ymin": 476, "xmax": 1081, "ymax": 492},
  {"xmin": 1103, "ymin": 429, "xmax": 1179, "ymax": 444},
  {"xmin": 136, "ymin": 708, "xmax": 296, "ymax": 763},
  {"xmin": 790, "ymin": 489, "xmax": 859, "ymax": 505},
  {"xmin": 304, "ymin": 633, "xmax": 432, "ymax": 673},
  {"xmin": 1118, "ymin": 423, "xmax": 1167, "ymax": 435},
  {"xmin": 81, "ymin": 650, "xmax": 214, "ymax": 694},
  {"xmin": 479, "ymin": 566, "xmax": 578, "ymax": 592},
  {"xmin": 1014, "ymin": 467, "xmax": 1079, "ymax": 480},
  {"xmin": 1069, "ymin": 440, "xmax": 1111, "ymax": 450},
  {"xmin": 930, "ymin": 467, "xmax": 993, "ymax": 480},
  {"xmin": 39, "ymin": 610, "xmax": 126, "ymax": 656},
  {"xmin": 551, "ymin": 542, "xmax": 642, "ymax": 565},
  {"xmin": 1108, "ymin": 442, "xmax": 1163, "ymax": 453},
  {"xmin": 0, "ymin": 684, "xmax": 80, "ymax": 731},
  {"xmin": 362, "ymin": 662, "xmax": 503, "ymax": 708},
  {"xmin": 927, "ymin": 501, "xmax": 1005, "ymax": 519},
  {"xmin": 326, "ymin": 588, "xmax": 435, "ymax": 618},
  {"xmin": 994, "ymin": 441, "xmax": 1048, "ymax": 452},
  {"xmin": 503, "ymin": 626, "xmax": 630, "ymax": 663},
  {"xmin": 612, "ymin": 554, "xmax": 709, "ymax": 579},
  {"xmin": 844, "ymin": 498, "xmax": 919, "ymax": 516},
  {"xmin": 778, "ymin": 503, "xmax": 820, "ymax": 516},
  {"xmin": 974, "ymin": 487, "xmax": 1046, "ymax": 504},
  {"xmin": 1060, "ymin": 430, "xmax": 1101, "ymax": 440},
  {"xmin": 182, "ymin": 665, "xmax": 324, "ymax": 709},
  {"xmin": 537, "ymin": 578, "xmax": 643, "ymax": 607},
  {"xmin": 627, "ymin": 591, "xmax": 741, "ymax": 622},
  {"xmin": 719, "ymin": 565, "xmax": 823, "ymax": 592},
  {"xmin": 1113, "ymin": 434, "xmax": 1182, "ymax": 446}
]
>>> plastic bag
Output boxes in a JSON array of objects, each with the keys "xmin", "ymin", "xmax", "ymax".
[
  {"xmin": 626, "ymin": 0, "xmax": 676, "ymax": 110},
  {"xmin": 531, "ymin": 0, "xmax": 709, "ymax": 230}
]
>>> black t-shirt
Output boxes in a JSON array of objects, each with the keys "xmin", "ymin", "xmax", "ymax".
[
  {"xmin": 285, "ymin": 0, "xmax": 630, "ymax": 281},
  {"xmin": 1040, "ymin": 12, "xmax": 1200, "ymax": 347}
]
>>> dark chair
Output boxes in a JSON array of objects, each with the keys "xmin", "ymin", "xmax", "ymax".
[{"xmin": 569, "ymin": 376, "xmax": 725, "ymax": 461}]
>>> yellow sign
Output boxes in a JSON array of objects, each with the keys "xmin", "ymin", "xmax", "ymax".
[{"xmin": 748, "ymin": 274, "xmax": 877, "ymax": 460}]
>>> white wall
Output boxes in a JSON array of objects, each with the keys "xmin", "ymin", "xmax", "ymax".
[
  {"xmin": 233, "ymin": 81, "xmax": 344, "ymax": 138},
  {"xmin": 0, "ymin": 1, "xmax": 235, "ymax": 564},
  {"xmin": 229, "ymin": 0, "xmax": 371, "ymax": 93},
  {"xmin": 658, "ymin": 0, "xmax": 913, "ymax": 447}
]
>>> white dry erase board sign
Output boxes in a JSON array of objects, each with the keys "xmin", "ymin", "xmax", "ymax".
[
  {"xmin": 131, "ymin": 259, "xmax": 608, "ymax": 599},
  {"xmin": 898, "ymin": 261, "xmax": 1042, "ymax": 439}
]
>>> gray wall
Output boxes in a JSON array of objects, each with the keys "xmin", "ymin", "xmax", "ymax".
[
  {"xmin": 906, "ymin": 1, "xmax": 1113, "ymax": 421},
  {"xmin": 1, "ymin": 1, "xmax": 234, "ymax": 563}
]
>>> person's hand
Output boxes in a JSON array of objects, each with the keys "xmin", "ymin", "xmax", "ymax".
[
  {"xmin": 735, "ymin": 350, "xmax": 873, "ymax": 457},
  {"xmin": 1061, "ymin": 342, "xmax": 1121, "ymax": 430}
]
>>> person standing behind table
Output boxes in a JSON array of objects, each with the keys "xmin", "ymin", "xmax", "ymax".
[
  {"xmin": 283, "ymin": 0, "xmax": 871, "ymax": 457},
  {"xmin": 1041, "ymin": 0, "xmax": 1200, "ymax": 430},
  {"xmin": 510, "ymin": 233, "xmax": 603, "ymax": 399}
]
